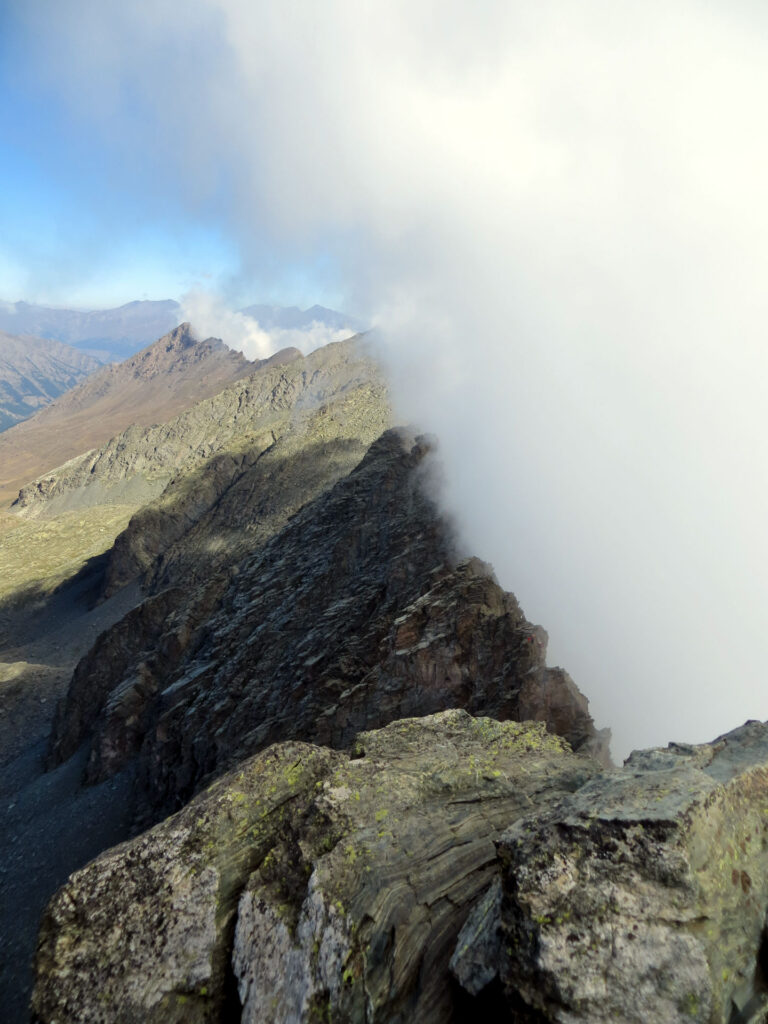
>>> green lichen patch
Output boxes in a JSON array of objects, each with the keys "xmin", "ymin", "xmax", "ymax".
[{"xmin": 33, "ymin": 710, "xmax": 598, "ymax": 1024}]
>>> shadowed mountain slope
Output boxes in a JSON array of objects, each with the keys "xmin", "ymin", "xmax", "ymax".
[
  {"xmin": 12, "ymin": 338, "xmax": 387, "ymax": 599},
  {"xmin": 48, "ymin": 429, "xmax": 608, "ymax": 818},
  {"xmin": 0, "ymin": 336, "xmax": 385, "ymax": 1022},
  {"xmin": 0, "ymin": 331, "xmax": 100, "ymax": 433},
  {"xmin": 0, "ymin": 324, "xmax": 258, "ymax": 506}
]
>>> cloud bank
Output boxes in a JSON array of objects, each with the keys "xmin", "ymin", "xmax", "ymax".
[
  {"xmin": 13, "ymin": 0, "xmax": 768, "ymax": 756},
  {"xmin": 180, "ymin": 291, "xmax": 354, "ymax": 360}
]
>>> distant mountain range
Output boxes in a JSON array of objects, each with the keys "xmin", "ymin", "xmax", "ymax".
[
  {"xmin": 0, "ymin": 300, "xmax": 364, "ymax": 363},
  {"xmin": 0, "ymin": 332, "xmax": 100, "ymax": 432},
  {"xmin": 0, "ymin": 301, "xmax": 180, "ymax": 362},
  {"xmin": 239, "ymin": 303, "xmax": 366, "ymax": 333}
]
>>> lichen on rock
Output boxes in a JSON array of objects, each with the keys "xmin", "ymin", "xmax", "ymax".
[
  {"xmin": 31, "ymin": 709, "xmax": 598, "ymax": 1024},
  {"xmin": 453, "ymin": 718, "xmax": 768, "ymax": 1024}
]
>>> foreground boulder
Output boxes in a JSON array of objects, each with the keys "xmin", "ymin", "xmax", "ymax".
[
  {"xmin": 454, "ymin": 719, "xmax": 768, "ymax": 1024},
  {"xmin": 31, "ymin": 710, "xmax": 598, "ymax": 1024}
]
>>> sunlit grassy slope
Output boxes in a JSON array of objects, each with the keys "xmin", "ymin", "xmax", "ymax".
[{"xmin": 0, "ymin": 506, "xmax": 135, "ymax": 604}]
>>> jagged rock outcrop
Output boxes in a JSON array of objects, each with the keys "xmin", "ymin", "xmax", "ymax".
[
  {"xmin": 47, "ymin": 428, "xmax": 608, "ymax": 814},
  {"xmin": 453, "ymin": 719, "xmax": 768, "ymax": 1024},
  {"xmin": 102, "ymin": 337, "xmax": 388, "ymax": 594},
  {"xmin": 11, "ymin": 344, "xmax": 303, "ymax": 517},
  {"xmin": 32, "ymin": 710, "xmax": 600, "ymax": 1024}
]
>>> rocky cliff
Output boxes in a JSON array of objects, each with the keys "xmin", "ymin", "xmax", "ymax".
[
  {"xmin": 46, "ymin": 427, "xmax": 608, "ymax": 818},
  {"xmin": 11, "ymin": 327, "xmax": 609, "ymax": 1021},
  {"xmin": 0, "ymin": 335, "xmax": 389, "ymax": 1021},
  {"xmin": 33, "ymin": 710, "xmax": 768, "ymax": 1024},
  {"xmin": 21, "ymin": 328, "xmax": 745, "ymax": 1024},
  {"xmin": 453, "ymin": 719, "xmax": 768, "ymax": 1023},
  {"xmin": 21, "ymin": 332, "xmax": 768, "ymax": 1023}
]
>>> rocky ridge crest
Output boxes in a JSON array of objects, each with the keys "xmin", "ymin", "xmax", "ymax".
[
  {"xmin": 32, "ymin": 710, "xmax": 599, "ymax": 1024},
  {"xmin": 0, "ymin": 324, "xmax": 256, "ymax": 506},
  {"xmin": 46, "ymin": 427, "xmax": 608, "ymax": 816},
  {"xmin": 20, "ymin": 332, "xmax": 768, "ymax": 1023},
  {"xmin": 33, "ymin": 711, "xmax": 768, "ymax": 1024}
]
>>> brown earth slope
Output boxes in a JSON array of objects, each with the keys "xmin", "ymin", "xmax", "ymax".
[{"xmin": 0, "ymin": 324, "xmax": 258, "ymax": 506}]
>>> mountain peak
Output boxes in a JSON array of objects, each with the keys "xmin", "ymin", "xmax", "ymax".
[{"xmin": 0, "ymin": 324, "xmax": 256, "ymax": 506}]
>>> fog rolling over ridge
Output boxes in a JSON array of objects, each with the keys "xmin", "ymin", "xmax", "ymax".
[
  {"xmin": 14, "ymin": 0, "xmax": 768, "ymax": 756},
  {"xmin": 180, "ymin": 291, "xmax": 363, "ymax": 360}
]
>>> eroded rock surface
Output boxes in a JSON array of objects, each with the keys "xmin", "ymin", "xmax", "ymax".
[
  {"xmin": 32, "ymin": 710, "xmax": 598, "ymax": 1024},
  {"xmin": 454, "ymin": 719, "xmax": 768, "ymax": 1024}
]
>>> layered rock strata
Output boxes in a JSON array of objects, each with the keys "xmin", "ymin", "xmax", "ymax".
[
  {"xmin": 47, "ymin": 429, "xmax": 609, "ymax": 814},
  {"xmin": 32, "ymin": 710, "xmax": 599, "ymax": 1024},
  {"xmin": 453, "ymin": 719, "xmax": 768, "ymax": 1024}
]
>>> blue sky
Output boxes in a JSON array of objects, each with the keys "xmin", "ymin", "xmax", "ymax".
[{"xmin": 0, "ymin": 6, "xmax": 343, "ymax": 310}]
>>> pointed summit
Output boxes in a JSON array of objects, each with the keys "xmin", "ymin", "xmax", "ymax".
[{"xmin": 0, "ymin": 324, "xmax": 256, "ymax": 506}]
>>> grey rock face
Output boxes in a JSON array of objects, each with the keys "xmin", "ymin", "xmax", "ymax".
[
  {"xmin": 454, "ymin": 719, "xmax": 768, "ymax": 1024},
  {"xmin": 32, "ymin": 710, "xmax": 598, "ymax": 1024},
  {"xmin": 449, "ymin": 877, "xmax": 503, "ymax": 998},
  {"xmin": 46, "ymin": 427, "xmax": 608, "ymax": 813}
]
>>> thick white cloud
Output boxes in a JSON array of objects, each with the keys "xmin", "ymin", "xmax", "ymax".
[
  {"xmin": 181, "ymin": 290, "xmax": 356, "ymax": 359},
  {"xmin": 15, "ymin": 0, "xmax": 768, "ymax": 756}
]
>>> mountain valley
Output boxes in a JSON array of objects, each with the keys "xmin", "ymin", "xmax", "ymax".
[{"xmin": 0, "ymin": 300, "xmax": 183, "ymax": 362}]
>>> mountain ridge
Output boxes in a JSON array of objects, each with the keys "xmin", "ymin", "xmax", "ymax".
[
  {"xmin": 0, "ymin": 299, "xmax": 180, "ymax": 361},
  {"xmin": 0, "ymin": 299, "xmax": 364, "ymax": 362},
  {"xmin": 0, "ymin": 331, "xmax": 618, "ymax": 1019},
  {"xmin": 0, "ymin": 324, "xmax": 257, "ymax": 507}
]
